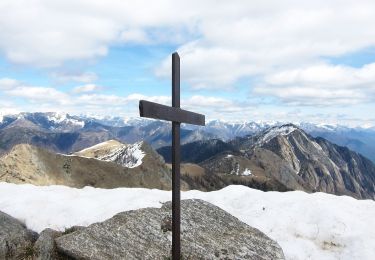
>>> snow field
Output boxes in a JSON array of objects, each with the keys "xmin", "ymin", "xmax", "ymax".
[{"xmin": 0, "ymin": 182, "xmax": 374, "ymax": 260}]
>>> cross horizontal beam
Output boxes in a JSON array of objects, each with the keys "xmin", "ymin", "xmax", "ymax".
[{"xmin": 139, "ymin": 100, "xmax": 205, "ymax": 126}]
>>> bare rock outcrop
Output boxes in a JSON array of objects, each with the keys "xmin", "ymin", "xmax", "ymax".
[
  {"xmin": 0, "ymin": 211, "xmax": 38, "ymax": 259},
  {"xmin": 34, "ymin": 228, "xmax": 63, "ymax": 260},
  {"xmin": 56, "ymin": 199, "xmax": 284, "ymax": 259}
]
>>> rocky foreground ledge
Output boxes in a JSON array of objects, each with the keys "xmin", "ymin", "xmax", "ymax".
[{"xmin": 1, "ymin": 199, "xmax": 284, "ymax": 260}]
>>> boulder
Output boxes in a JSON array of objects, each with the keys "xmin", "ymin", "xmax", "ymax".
[
  {"xmin": 56, "ymin": 199, "xmax": 284, "ymax": 259},
  {"xmin": 0, "ymin": 211, "xmax": 38, "ymax": 259},
  {"xmin": 34, "ymin": 228, "xmax": 63, "ymax": 260}
]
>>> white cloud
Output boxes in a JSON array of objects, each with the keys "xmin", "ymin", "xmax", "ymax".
[
  {"xmin": 155, "ymin": 43, "xmax": 253, "ymax": 89},
  {"xmin": 184, "ymin": 95, "xmax": 235, "ymax": 108},
  {"xmin": 0, "ymin": 77, "xmax": 173, "ymax": 111},
  {"xmin": 254, "ymin": 63, "xmax": 375, "ymax": 106},
  {"xmin": 1, "ymin": 1, "xmax": 375, "ymax": 116},
  {"xmin": 75, "ymin": 93, "xmax": 171, "ymax": 107},
  {"xmin": 77, "ymin": 94, "xmax": 126, "ymax": 105},
  {"xmin": 53, "ymin": 72, "xmax": 98, "ymax": 83},
  {"xmin": 0, "ymin": 78, "xmax": 71, "ymax": 105},
  {"xmin": 2, "ymin": 0, "xmax": 375, "ymax": 72},
  {"xmin": 154, "ymin": 0, "xmax": 375, "ymax": 90},
  {"xmin": 181, "ymin": 95, "xmax": 256, "ymax": 121},
  {"xmin": 0, "ymin": 77, "xmax": 250, "ymax": 120},
  {"xmin": 0, "ymin": 78, "xmax": 20, "ymax": 90},
  {"xmin": 263, "ymin": 63, "xmax": 375, "ymax": 87},
  {"xmin": 0, "ymin": 1, "xmax": 117, "ymax": 67},
  {"xmin": 120, "ymin": 29, "xmax": 149, "ymax": 44},
  {"xmin": 0, "ymin": 99, "xmax": 19, "ymax": 117},
  {"xmin": 5, "ymin": 87, "xmax": 71, "ymax": 105},
  {"xmin": 0, "ymin": 0, "xmax": 200, "ymax": 67},
  {"xmin": 72, "ymin": 84, "xmax": 101, "ymax": 93}
]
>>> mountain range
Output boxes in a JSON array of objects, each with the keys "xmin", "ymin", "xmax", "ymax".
[
  {"xmin": 1, "ymin": 112, "xmax": 375, "ymax": 163},
  {"xmin": 158, "ymin": 124, "xmax": 375, "ymax": 199},
  {"xmin": 0, "ymin": 112, "xmax": 215, "ymax": 155},
  {"xmin": 0, "ymin": 112, "xmax": 374, "ymax": 199}
]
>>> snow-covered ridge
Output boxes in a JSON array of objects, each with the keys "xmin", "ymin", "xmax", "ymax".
[
  {"xmin": 98, "ymin": 141, "xmax": 145, "ymax": 168},
  {"xmin": 0, "ymin": 183, "xmax": 374, "ymax": 260},
  {"xmin": 76, "ymin": 140, "xmax": 145, "ymax": 168},
  {"xmin": 257, "ymin": 124, "xmax": 298, "ymax": 145},
  {"xmin": 77, "ymin": 140, "xmax": 119, "ymax": 154}
]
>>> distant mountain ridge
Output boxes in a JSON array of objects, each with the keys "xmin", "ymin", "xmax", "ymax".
[
  {"xmin": 1, "ymin": 112, "xmax": 375, "ymax": 163},
  {"xmin": 0, "ymin": 113, "xmax": 216, "ymax": 155}
]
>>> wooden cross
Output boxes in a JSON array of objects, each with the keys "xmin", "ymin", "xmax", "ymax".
[{"xmin": 139, "ymin": 52, "xmax": 205, "ymax": 259}]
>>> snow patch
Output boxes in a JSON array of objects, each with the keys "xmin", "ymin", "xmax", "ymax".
[
  {"xmin": 242, "ymin": 168, "xmax": 252, "ymax": 176},
  {"xmin": 230, "ymin": 165, "xmax": 251, "ymax": 176},
  {"xmin": 46, "ymin": 112, "xmax": 67, "ymax": 123},
  {"xmin": 78, "ymin": 141, "xmax": 119, "ymax": 153}
]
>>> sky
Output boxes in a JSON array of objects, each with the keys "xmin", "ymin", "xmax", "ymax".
[{"xmin": 0, "ymin": 0, "xmax": 375, "ymax": 126}]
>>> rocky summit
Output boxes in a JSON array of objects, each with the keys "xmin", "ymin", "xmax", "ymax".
[{"xmin": 56, "ymin": 199, "xmax": 285, "ymax": 260}]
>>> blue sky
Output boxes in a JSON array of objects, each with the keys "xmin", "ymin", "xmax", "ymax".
[{"xmin": 1, "ymin": 1, "xmax": 375, "ymax": 126}]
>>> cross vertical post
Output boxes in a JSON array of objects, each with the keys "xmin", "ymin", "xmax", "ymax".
[
  {"xmin": 171, "ymin": 52, "xmax": 181, "ymax": 259},
  {"xmin": 139, "ymin": 52, "xmax": 205, "ymax": 260}
]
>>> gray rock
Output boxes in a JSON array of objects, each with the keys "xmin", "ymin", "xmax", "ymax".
[
  {"xmin": 0, "ymin": 211, "xmax": 38, "ymax": 259},
  {"xmin": 61, "ymin": 226, "xmax": 86, "ymax": 235},
  {"xmin": 56, "ymin": 199, "xmax": 284, "ymax": 259},
  {"xmin": 34, "ymin": 228, "xmax": 63, "ymax": 260}
]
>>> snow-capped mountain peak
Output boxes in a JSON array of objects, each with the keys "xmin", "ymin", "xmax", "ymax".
[{"xmin": 46, "ymin": 112, "xmax": 85, "ymax": 129}]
